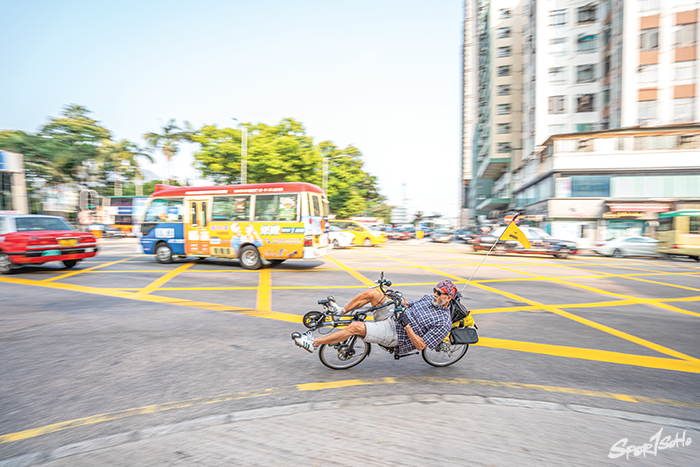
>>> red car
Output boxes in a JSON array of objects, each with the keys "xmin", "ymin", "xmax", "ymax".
[
  {"xmin": 387, "ymin": 228, "xmax": 412, "ymax": 240},
  {"xmin": 0, "ymin": 214, "xmax": 98, "ymax": 274}
]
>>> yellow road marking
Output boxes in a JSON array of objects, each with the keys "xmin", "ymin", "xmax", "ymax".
[
  {"xmin": 326, "ymin": 255, "xmax": 375, "ymax": 286},
  {"xmin": 471, "ymin": 282, "xmax": 700, "ymax": 363},
  {"xmin": 3, "ymin": 376, "xmax": 699, "ymax": 444},
  {"xmin": 477, "ymin": 338, "xmax": 700, "ymax": 373},
  {"xmin": 138, "ymin": 262, "xmax": 196, "ymax": 295},
  {"xmin": 256, "ymin": 269, "xmax": 272, "ymax": 311},
  {"xmin": 43, "ymin": 256, "xmax": 142, "ymax": 282}
]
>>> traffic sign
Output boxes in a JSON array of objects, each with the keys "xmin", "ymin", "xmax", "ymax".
[
  {"xmin": 79, "ymin": 215, "xmax": 94, "ymax": 225},
  {"xmin": 504, "ymin": 214, "xmax": 520, "ymax": 224}
]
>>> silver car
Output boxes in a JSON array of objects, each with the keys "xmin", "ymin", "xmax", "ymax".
[{"xmin": 594, "ymin": 236, "xmax": 662, "ymax": 258}]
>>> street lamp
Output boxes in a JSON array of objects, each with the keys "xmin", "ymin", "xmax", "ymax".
[
  {"xmin": 231, "ymin": 118, "xmax": 248, "ymax": 184},
  {"xmin": 322, "ymin": 154, "xmax": 352, "ymax": 193}
]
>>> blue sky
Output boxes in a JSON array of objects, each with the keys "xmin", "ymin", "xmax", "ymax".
[{"xmin": 1, "ymin": 0, "xmax": 463, "ymax": 220}]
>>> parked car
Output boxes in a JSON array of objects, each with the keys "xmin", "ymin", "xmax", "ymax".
[
  {"xmin": 594, "ymin": 236, "xmax": 662, "ymax": 258},
  {"xmin": 386, "ymin": 227, "xmax": 411, "ymax": 240},
  {"xmin": 104, "ymin": 226, "xmax": 126, "ymax": 238},
  {"xmin": 327, "ymin": 225, "xmax": 355, "ymax": 249},
  {"xmin": 472, "ymin": 225, "xmax": 577, "ymax": 259},
  {"xmin": 430, "ymin": 230, "xmax": 454, "ymax": 243},
  {"xmin": 0, "ymin": 214, "xmax": 99, "ymax": 274},
  {"xmin": 329, "ymin": 220, "xmax": 387, "ymax": 246}
]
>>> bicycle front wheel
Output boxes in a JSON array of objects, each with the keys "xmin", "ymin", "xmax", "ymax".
[
  {"xmin": 422, "ymin": 342, "xmax": 468, "ymax": 367},
  {"xmin": 319, "ymin": 338, "xmax": 370, "ymax": 370}
]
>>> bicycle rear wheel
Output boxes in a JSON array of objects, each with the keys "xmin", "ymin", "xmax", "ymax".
[
  {"xmin": 319, "ymin": 338, "xmax": 370, "ymax": 370},
  {"xmin": 422, "ymin": 342, "xmax": 468, "ymax": 367}
]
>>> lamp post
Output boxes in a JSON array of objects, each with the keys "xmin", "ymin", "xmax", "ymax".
[
  {"xmin": 231, "ymin": 118, "xmax": 248, "ymax": 184},
  {"xmin": 322, "ymin": 154, "xmax": 351, "ymax": 193}
]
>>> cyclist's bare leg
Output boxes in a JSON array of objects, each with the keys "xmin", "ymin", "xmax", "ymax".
[
  {"xmin": 341, "ymin": 288, "xmax": 386, "ymax": 313},
  {"xmin": 312, "ymin": 321, "xmax": 367, "ymax": 348}
]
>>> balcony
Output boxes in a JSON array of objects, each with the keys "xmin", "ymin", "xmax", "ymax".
[
  {"xmin": 476, "ymin": 151, "xmax": 510, "ymax": 180},
  {"xmin": 476, "ymin": 196, "xmax": 510, "ymax": 211}
]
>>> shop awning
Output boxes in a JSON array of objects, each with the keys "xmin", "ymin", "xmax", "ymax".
[{"xmin": 606, "ymin": 203, "xmax": 671, "ymax": 212}]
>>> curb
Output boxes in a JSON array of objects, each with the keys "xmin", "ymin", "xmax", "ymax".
[{"xmin": 2, "ymin": 394, "xmax": 699, "ymax": 467}]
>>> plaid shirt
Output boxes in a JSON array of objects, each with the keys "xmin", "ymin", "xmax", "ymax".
[{"xmin": 395, "ymin": 295, "xmax": 452, "ymax": 355}]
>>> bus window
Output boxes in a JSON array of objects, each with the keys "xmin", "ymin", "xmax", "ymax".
[
  {"xmin": 201, "ymin": 202, "xmax": 208, "ymax": 227},
  {"xmin": 254, "ymin": 194, "xmax": 298, "ymax": 221},
  {"xmin": 212, "ymin": 196, "xmax": 250, "ymax": 221},
  {"xmin": 143, "ymin": 198, "xmax": 184, "ymax": 223},
  {"xmin": 190, "ymin": 201, "xmax": 198, "ymax": 226},
  {"xmin": 657, "ymin": 217, "xmax": 673, "ymax": 232},
  {"xmin": 311, "ymin": 195, "xmax": 321, "ymax": 217},
  {"xmin": 690, "ymin": 217, "xmax": 700, "ymax": 234}
]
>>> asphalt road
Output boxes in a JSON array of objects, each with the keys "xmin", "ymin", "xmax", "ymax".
[{"xmin": 1, "ymin": 238, "xmax": 699, "ymax": 464}]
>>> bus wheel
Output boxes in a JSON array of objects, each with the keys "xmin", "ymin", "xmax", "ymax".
[
  {"xmin": 155, "ymin": 243, "xmax": 173, "ymax": 264},
  {"xmin": 239, "ymin": 245, "xmax": 262, "ymax": 269}
]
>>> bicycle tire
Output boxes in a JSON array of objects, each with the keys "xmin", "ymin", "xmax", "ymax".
[
  {"xmin": 319, "ymin": 339, "xmax": 370, "ymax": 370},
  {"xmin": 303, "ymin": 311, "xmax": 324, "ymax": 329},
  {"xmin": 421, "ymin": 342, "xmax": 468, "ymax": 367}
]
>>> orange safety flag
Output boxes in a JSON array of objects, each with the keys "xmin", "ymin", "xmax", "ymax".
[{"xmin": 498, "ymin": 217, "xmax": 531, "ymax": 249}]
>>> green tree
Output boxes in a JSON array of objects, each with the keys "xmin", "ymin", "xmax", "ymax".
[
  {"xmin": 192, "ymin": 117, "xmax": 385, "ymax": 218},
  {"xmin": 144, "ymin": 119, "xmax": 194, "ymax": 184},
  {"xmin": 96, "ymin": 140, "xmax": 154, "ymax": 195}
]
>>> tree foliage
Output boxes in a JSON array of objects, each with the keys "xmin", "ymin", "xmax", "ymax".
[{"xmin": 193, "ymin": 118, "xmax": 388, "ymax": 218}]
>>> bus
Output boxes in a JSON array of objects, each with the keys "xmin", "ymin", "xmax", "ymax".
[
  {"xmin": 138, "ymin": 182, "xmax": 331, "ymax": 269},
  {"xmin": 656, "ymin": 210, "xmax": 700, "ymax": 261}
]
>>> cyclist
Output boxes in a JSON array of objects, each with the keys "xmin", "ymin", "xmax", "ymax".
[{"xmin": 292, "ymin": 280, "xmax": 456, "ymax": 356}]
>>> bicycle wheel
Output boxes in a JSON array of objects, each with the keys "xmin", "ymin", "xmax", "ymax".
[
  {"xmin": 319, "ymin": 338, "xmax": 370, "ymax": 370},
  {"xmin": 303, "ymin": 311, "xmax": 323, "ymax": 329},
  {"xmin": 422, "ymin": 342, "xmax": 468, "ymax": 367}
]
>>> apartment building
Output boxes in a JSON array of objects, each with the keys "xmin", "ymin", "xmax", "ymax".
[
  {"xmin": 512, "ymin": 124, "xmax": 700, "ymax": 245},
  {"xmin": 461, "ymin": 0, "xmax": 700, "ymax": 230},
  {"xmin": 468, "ymin": 0, "xmax": 525, "ymax": 221}
]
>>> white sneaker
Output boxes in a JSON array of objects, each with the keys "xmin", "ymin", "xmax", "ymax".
[
  {"xmin": 327, "ymin": 300, "xmax": 344, "ymax": 315},
  {"xmin": 292, "ymin": 332, "xmax": 315, "ymax": 353}
]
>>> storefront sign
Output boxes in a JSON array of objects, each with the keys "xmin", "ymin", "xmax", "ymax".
[{"xmin": 602, "ymin": 211, "xmax": 645, "ymax": 219}]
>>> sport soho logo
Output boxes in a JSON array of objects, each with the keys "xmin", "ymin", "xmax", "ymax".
[{"xmin": 608, "ymin": 427, "xmax": 692, "ymax": 460}]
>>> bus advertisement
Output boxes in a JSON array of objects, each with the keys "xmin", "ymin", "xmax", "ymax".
[{"xmin": 138, "ymin": 182, "xmax": 331, "ymax": 269}]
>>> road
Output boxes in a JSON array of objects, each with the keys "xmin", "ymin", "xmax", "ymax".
[{"xmin": 1, "ymin": 238, "xmax": 699, "ymax": 465}]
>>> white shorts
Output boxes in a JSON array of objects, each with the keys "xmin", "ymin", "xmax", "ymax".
[{"xmin": 363, "ymin": 318, "xmax": 398, "ymax": 347}]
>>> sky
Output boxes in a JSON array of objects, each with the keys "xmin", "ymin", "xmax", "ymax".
[{"xmin": 1, "ymin": 0, "xmax": 464, "ymax": 221}]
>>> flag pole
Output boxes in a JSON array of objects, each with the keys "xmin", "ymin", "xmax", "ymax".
[{"xmin": 460, "ymin": 214, "xmax": 518, "ymax": 293}]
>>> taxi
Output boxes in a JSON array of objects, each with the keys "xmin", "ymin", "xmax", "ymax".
[
  {"xmin": 329, "ymin": 220, "xmax": 387, "ymax": 246},
  {"xmin": 0, "ymin": 214, "xmax": 98, "ymax": 274}
]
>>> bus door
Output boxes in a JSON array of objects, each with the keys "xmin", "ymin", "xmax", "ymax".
[{"xmin": 185, "ymin": 198, "xmax": 210, "ymax": 255}]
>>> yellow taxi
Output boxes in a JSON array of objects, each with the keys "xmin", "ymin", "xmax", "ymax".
[{"xmin": 329, "ymin": 220, "xmax": 387, "ymax": 246}]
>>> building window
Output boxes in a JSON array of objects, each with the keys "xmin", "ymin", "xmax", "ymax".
[
  {"xmin": 638, "ymin": 100, "xmax": 659, "ymax": 124},
  {"xmin": 498, "ymin": 84, "xmax": 511, "ymax": 96},
  {"xmin": 675, "ymin": 23, "xmax": 697, "ymax": 48},
  {"xmin": 577, "ymin": 34, "xmax": 597, "ymax": 53},
  {"xmin": 498, "ymin": 65, "xmax": 511, "ymax": 77},
  {"xmin": 679, "ymin": 134, "xmax": 700, "ymax": 149},
  {"xmin": 548, "ymin": 124, "xmax": 567, "ymax": 135},
  {"xmin": 498, "ymin": 27, "xmax": 511, "ymax": 39},
  {"xmin": 497, "ymin": 142, "xmax": 511, "ymax": 153},
  {"xmin": 549, "ymin": 9, "xmax": 567, "ymax": 27},
  {"xmin": 673, "ymin": 98, "xmax": 695, "ymax": 122},
  {"xmin": 550, "ymin": 38, "xmax": 568, "ymax": 56},
  {"xmin": 498, "ymin": 104, "xmax": 511, "ymax": 115},
  {"xmin": 674, "ymin": 61, "xmax": 697, "ymax": 80},
  {"xmin": 638, "ymin": 64, "xmax": 659, "ymax": 84},
  {"xmin": 577, "ymin": 4, "xmax": 597, "ymax": 24},
  {"xmin": 499, "ymin": 8, "xmax": 511, "ymax": 19},
  {"xmin": 549, "ymin": 67, "xmax": 567, "ymax": 85},
  {"xmin": 640, "ymin": 28, "xmax": 659, "ymax": 51},
  {"xmin": 577, "ymin": 64, "xmax": 596, "ymax": 83},
  {"xmin": 576, "ymin": 94, "xmax": 595, "ymax": 112},
  {"xmin": 576, "ymin": 124, "xmax": 596, "ymax": 132},
  {"xmin": 548, "ymin": 95, "xmax": 566, "ymax": 114},
  {"xmin": 477, "ymin": 194, "xmax": 486, "ymax": 201},
  {"xmin": 577, "ymin": 138, "xmax": 594, "ymax": 151},
  {"xmin": 497, "ymin": 123, "xmax": 511, "ymax": 134},
  {"xmin": 498, "ymin": 46, "xmax": 512, "ymax": 57}
]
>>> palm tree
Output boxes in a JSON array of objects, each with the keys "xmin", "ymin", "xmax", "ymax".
[
  {"xmin": 96, "ymin": 140, "xmax": 154, "ymax": 195},
  {"xmin": 143, "ymin": 119, "xmax": 194, "ymax": 185}
]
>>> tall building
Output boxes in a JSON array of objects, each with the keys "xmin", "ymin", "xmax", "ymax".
[
  {"xmin": 467, "ymin": 0, "xmax": 525, "ymax": 223},
  {"xmin": 462, "ymin": 0, "xmax": 700, "ymax": 228}
]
